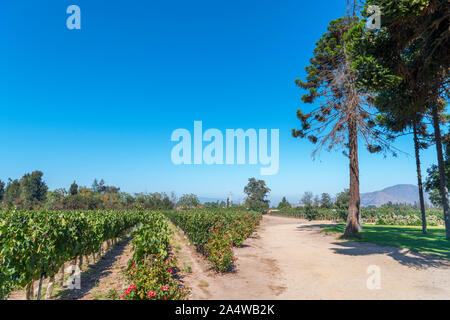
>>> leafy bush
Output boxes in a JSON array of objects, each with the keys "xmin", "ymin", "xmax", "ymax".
[
  {"xmin": 271, "ymin": 207, "xmax": 444, "ymax": 226},
  {"xmin": 163, "ymin": 208, "xmax": 261, "ymax": 272},
  {"xmin": 204, "ymin": 222, "xmax": 234, "ymax": 272},
  {"xmin": 122, "ymin": 256, "xmax": 188, "ymax": 300},
  {"xmin": 123, "ymin": 211, "xmax": 188, "ymax": 300},
  {"xmin": 129, "ymin": 211, "xmax": 170, "ymax": 262},
  {"xmin": 304, "ymin": 205, "xmax": 319, "ymax": 221}
]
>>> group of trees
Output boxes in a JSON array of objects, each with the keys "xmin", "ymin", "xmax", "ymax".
[
  {"xmin": 293, "ymin": 0, "xmax": 449, "ymax": 237},
  {"xmin": 299, "ymin": 192, "xmax": 334, "ymax": 208},
  {"xmin": 279, "ymin": 190, "xmax": 434, "ymax": 213},
  {"xmin": 277, "ymin": 191, "xmax": 345, "ymax": 210},
  {"xmin": 0, "ymin": 172, "xmax": 263, "ymax": 212},
  {"xmin": 425, "ymin": 137, "xmax": 450, "ymax": 208},
  {"xmin": 0, "ymin": 172, "xmax": 253, "ymax": 211},
  {"xmin": 176, "ymin": 194, "xmax": 201, "ymax": 209},
  {"xmin": 0, "ymin": 171, "xmax": 48, "ymax": 209},
  {"xmin": 204, "ymin": 200, "xmax": 232, "ymax": 209},
  {"xmin": 0, "ymin": 172, "xmax": 176, "ymax": 211}
]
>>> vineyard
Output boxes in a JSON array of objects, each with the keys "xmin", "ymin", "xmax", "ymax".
[
  {"xmin": 270, "ymin": 207, "xmax": 445, "ymax": 226},
  {"xmin": 0, "ymin": 208, "xmax": 262, "ymax": 300}
]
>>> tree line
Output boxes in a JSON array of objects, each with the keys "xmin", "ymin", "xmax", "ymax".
[
  {"xmin": 0, "ymin": 172, "xmax": 176, "ymax": 210},
  {"xmin": 277, "ymin": 190, "xmax": 436, "ymax": 212},
  {"xmin": 0, "ymin": 172, "xmax": 250, "ymax": 211}
]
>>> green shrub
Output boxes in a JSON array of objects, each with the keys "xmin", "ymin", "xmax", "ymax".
[
  {"xmin": 163, "ymin": 208, "xmax": 261, "ymax": 272},
  {"xmin": 204, "ymin": 222, "xmax": 235, "ymax": 272},
  {"xmin": 271, "ymin": 207, "xmax": 444, "ymax": 226},
  {"xmin": 122, "ymin": 256, "xmax": 188, "ymax": 300}
]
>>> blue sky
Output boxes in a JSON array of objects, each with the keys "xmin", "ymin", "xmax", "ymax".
[{"xmin": 0, "ymin": 0, "xmax": 445, "ymax": 204}]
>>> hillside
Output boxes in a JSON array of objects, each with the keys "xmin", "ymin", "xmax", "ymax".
[{"xmin": 361, "ymin": 184, "xmax": 430, "ymax": 207}]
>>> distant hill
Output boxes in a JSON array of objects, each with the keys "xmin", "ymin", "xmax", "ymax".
[
  {"xmin": 199, "ymin": 197, "xmax": 226, "ymax": 204},
  {"xmin": 361, "ymin": 184, "xmax": 430, "ymax": 207}
]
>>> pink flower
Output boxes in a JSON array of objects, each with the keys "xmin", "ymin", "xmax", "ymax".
[
  {"xmin": 168, "ymin": 269, "xmax": 172, "ymax": 273},
  {"xmin": 161, "ymin": 286, "xmax": 168, "ymax": 292},
  {"xmin": 148, "ymin": 291, "xmax": 156, "ymax": 298}
]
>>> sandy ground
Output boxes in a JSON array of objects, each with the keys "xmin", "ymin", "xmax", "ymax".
[{"xmin": 178, "ymin": 215, "xmax": 450, "ymax": 300}]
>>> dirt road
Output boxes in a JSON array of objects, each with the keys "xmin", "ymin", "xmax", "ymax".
[{"xmin": 180, "ymin": 215, "xmax": 450, "ymax": 300}]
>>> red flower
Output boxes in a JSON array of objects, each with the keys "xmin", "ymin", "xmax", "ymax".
[
  {"xmin": 148, "ymin": 291, "xmax": 156, "ymax": 298},
  {"xmin": 168, "ymin": 269, "xmax": 173, "ymax": 273},
  {"xmin": 161, "ymin": 286, "xmax": 168, "ymax": 292}
]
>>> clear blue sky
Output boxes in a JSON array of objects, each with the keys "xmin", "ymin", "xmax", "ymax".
[{"xmin": 0, "ymin": 0, "xmax": 444, "ymax": 204}]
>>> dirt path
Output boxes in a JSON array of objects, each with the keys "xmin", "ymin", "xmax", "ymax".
[
  {"xmin": 58, "ymin": 238, "xmax": 132, "ymax": 300},
  {"xmin": 177, "ymin": 215, "xmax": 450, "ymax": 300},
  {"xmin": 59, "ymin": 238, "xmax": 132, "ymax": 300}
]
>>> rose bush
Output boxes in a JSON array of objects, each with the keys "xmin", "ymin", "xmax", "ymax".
[
  {"xmin": 163, "ymin": 208, "xmax": 262, "ymax": 272},
  {"xmin": 122, "ymin": 256, "xmax": 188, "ymax": 300}
]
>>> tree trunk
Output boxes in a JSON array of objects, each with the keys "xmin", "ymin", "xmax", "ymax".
[
  {"xmin": 25, "ymin": 282, "xmax": 34, "ymax": 300},
  {"xmin": 36, "ymin": 274, "xmax": 44, "ymax": 300},
  {"xmin": 344, "ymin": 118, "xmax": 361, "ymax": 237},
  {"xmin": 58, "ymin": 263, "xmax": 65, "ymax": 287},
  {"xmin": 413, "ymin": 121, "xmax": 427, "ymax": 234},
  {"xmin": 78, "ymin": 255, "xmax": 83, "ymax": 270},
  {"xmin": 431, "ymin": 103, "xmax": 450, "ymax": 238},
  {"xmin": 45, "ymin": 275, "xmax": 55, "ymax": 299}
]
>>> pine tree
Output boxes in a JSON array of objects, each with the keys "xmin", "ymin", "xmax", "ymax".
[{"xmin": 293, "ymin": 5, "xmax": 389, "ymax": 237}]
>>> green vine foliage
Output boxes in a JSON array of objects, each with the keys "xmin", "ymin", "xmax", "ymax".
[
  {"xmin": 0, "ymin": 209, "xmax": 143, "ymax": 299},
  {"xmin": 129, "ymin": 211, "xmax": 171, "ymax": 263}
]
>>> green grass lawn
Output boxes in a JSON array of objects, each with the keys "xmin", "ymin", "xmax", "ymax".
[{"xmin": 323, "ymin": 223, "xmax": 450, "ymax": 260}]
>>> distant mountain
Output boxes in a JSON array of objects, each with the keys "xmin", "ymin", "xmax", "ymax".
[{"xmin": 361, "ymin": 184, "xmax": 430, "ymax": 207}]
